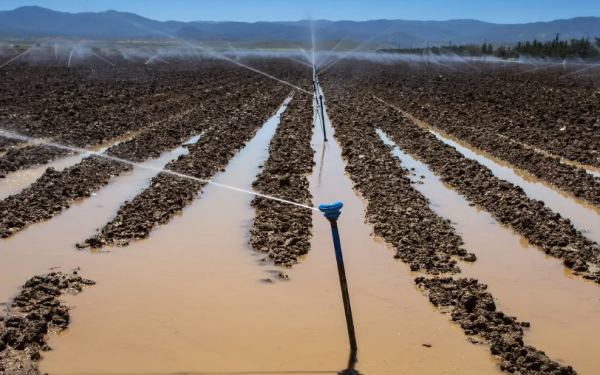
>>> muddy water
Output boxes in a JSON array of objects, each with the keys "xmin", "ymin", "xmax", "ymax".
[
  {"xmin": 407, "ymin": 117, "xmax": 600, "ymax": 243},
  {"xmin": 304, "ymin": 102, "xmax": 500, "ymax": 375},
  {"xmin": 378, "ymin": 129, "xmax": 600, "ymax": 375},
  {"xmin": 1, "ymin": 97, "xmax": 498, "ymax": 375},
  {"xmin": 0, "ymin": 132, "xmax": 203, "ymax": 298},
  {"xmin": 0, "ymin": 130, "xmax": 145, "ymax": 200}
]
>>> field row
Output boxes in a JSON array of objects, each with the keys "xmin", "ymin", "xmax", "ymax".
[{"xmin": 323, "ymin": 79, "xmax": 578, "ymax": 375}]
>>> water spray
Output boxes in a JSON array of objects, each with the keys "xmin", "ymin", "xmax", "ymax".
[
  {"xmin": 318, "ymin": 32, "xmax": 352, "ymax": 68},
  {"xmin": 560, "ymin": 63, "xmax": 600, "ymax": 79},
  {"xmin": 88, "ymin": 51, "xmax": 116, "ymax": 67},
  {"xmin": 214, "ymin": 53, "xmax": 312, "ymax": 96},
  {"xmin": 318, "ymin": 202, "xmax": 358, "ymax": 367},
  {"xmin": 317, "ymin": 26, "xmax": 398, "ymax": 75},
  {"xmin": 0, "ymin": 129, "xmax": 317, "ymax": 212},
  {"xmin": 68, "ymin": 46, "xmax": 78, "ymax": 68},
  {"xmin": 0, "ymin": 50, "xmax": 28, "ymax": 69}
]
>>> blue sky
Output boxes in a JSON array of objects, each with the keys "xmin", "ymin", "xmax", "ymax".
[{"xmin": 1, "ymin": 0, "xmax": 599, "ymax": 23}]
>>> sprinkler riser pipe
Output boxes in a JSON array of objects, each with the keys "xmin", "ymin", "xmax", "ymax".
[
  {"xmin": 327, "ymin": 219, "xmax": 358, "ymax": 352},
  {"xmin": 319, "ymin": 95, "xmax": 328, "ymax": 142},
  {"xmin": 318, "ymin": 202, "xmax": 358, "ymax": 353}
]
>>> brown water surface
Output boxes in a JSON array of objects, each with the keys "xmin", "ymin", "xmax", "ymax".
[
  {"xmin": 1, "ymin": 98, "xmax": 501, "ymax": 375},
  {"xmin": 378, "ymin": 129, "xmax": 600, "ymax": 375}
]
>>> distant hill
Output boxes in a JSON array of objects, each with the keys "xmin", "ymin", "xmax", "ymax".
[{"xmin": 0, "ymin": 6, "xmax": 599, "ymax": 47}]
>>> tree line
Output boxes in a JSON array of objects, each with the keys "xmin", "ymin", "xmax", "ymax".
[{"xmin": 378, "ymin": 36, "xmax": 600, "ymax": 59}]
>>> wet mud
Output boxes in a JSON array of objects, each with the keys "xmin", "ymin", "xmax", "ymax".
[
  {"xmin": 0, "ymin": 62, "xmax": 247, "ymax": 148},
  {"xmin": 0, "ymin": 157, "xmax": 129, "ymax": 239},
  {"xmin": 0, "ymin": 61, "xmax": 273, "ymax": 174},
  {"xmin": 322, "ymin": 80, "xmax": 578, "ymax": 374},
  {"xmin": 321, "ymin": 83, "xmax": 475, "ymax": 275},
  {"xmin": 0, "ymin": 146, "xmax": 73, "ymax": 179},
  {"xmin": 0, "ymin": 272, "xmax": 94, "ymax": 375},
  {"xmin": 416, "ymin": 277, "xmax": 575, "ymax": 375},
  {"xmin": 356, "ymin": 94, "xmax": 600, "ymax": 283},
  {"xmin": 79, "ymin": 83, "xmax": 290, "ymax": 248},
  {"xmin": 0, "ymin": 138, "xmax": 24, "ymax": 154},
  {"xmin": 249, "ymin": 96, "xmax": 315, "ymax": 267},
  {"xmin": 373, "ymin": 89, "xmax": 600, "ymax": 209},
  {"xmin": 0, "ymin": 72, "xmax": 297, "ymax": 240}
]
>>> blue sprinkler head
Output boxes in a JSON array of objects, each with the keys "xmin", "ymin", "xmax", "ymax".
[{"xmin": 318, "ymin": 201, "xmax": 343, "ymax": 219}]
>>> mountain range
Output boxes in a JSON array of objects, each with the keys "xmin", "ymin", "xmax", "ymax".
[{"xmin": 1, "ymin": 6, "xmax": 599, "ymax": 47}]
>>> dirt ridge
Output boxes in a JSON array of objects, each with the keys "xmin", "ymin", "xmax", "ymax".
[
  {"xmin": 0, "ymin": 272, "xmax": 95, "ymax": 375},
  {"xmin": 322, "ymin": 80, "xmax": 577, "ymax": 375},
  {"xmin": 78, "ymin": 83, "xmax": 290, "ymax": 248},
  {"xmin": 0, "ymin": 72, "xmax": 279, "ymax": 239},
  {"xmin": 371, "ymin": 98, "xmax": 600, "ymax": 283},
  {"xmin": 249, "ymin": 95, "xmax": 315, "ymax": 268}
]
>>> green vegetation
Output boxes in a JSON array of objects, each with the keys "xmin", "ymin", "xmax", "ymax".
[{"xmin": 379, "ymin": 36, "xmax": 600, "ymax": 59}]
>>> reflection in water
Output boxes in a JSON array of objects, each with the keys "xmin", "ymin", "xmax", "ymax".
[{"xmin": 377, "ymin": 128, "xmax": 600, "ymax": 375}]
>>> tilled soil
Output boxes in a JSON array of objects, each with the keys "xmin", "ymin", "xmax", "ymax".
[
  {"xmin": 372, "ymin": 85, "xmax": 600, "ymax": 209},
  {"xmin": 362, "ymin": 63, "xmax": 600, "ymax": 169},
  {"xmin": 0, "ymin": 62, "xmax": 255, "ymax": 173},
  {"xmin": 0, "ymin": 138, "xmax": 25, "ymax": 154},
  {"xmin": 0, "ymin": 145, "xmax": 73, "ymax": 178},
  {"xmin": 78, "ymin": 83, "xmax": 290, "ymax": 248},
  {"xmin": 322, "ymin": 82, "xmax": 475, "ymax": 275},
  {"xmin": 0, "ymin": 157, "xmax": 129, "ymax": 238},
  {"xmin": 416, "ymin": 277, "xmax": 575, "ymax": 375},
  {"xmin": 0, "ymin": 62, "xmax": 244, "ymax": 147},
  {"xmin": 249, "ymin": 95, "xmax": 315, "ymax": 268},
  {"xmin": 322, "ymin": 81, "xmax": 577, "ymax": 375},
  {"xmin": 0, "ymin": 272, "xmax": 95, "ymax": 375},
  {"xmin": 363, "ymin": 96, "xmax": 600, "ymax": 283},
  {"xmin": 0, "ymin": 69, "xmax": 293, "ymax": 239}
]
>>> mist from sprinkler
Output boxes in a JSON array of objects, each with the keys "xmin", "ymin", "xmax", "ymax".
[
  {"xmin": 560, "ymin": 63, "xmax": 600, "ymax": 78},
  {"xmin": 318, "ymin": 32, "xmax": 353, "ymax": 68},
  {"xmin": 317, "ymin": 25, "xmax": 399, "ymax": 73}
]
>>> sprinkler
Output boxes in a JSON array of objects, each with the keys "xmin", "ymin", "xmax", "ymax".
[
  {"xmin": 319, "ymin": 202, "xmax": 357, "ymax": 361},
  {"xmin": 313, "ymin": 75, "xmax": 327, "ymax": 142}
]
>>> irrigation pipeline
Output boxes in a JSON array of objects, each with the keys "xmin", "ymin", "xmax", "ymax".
[{"xmin": 0, "ymin": 129, "xmax": 318, "ymax": 212}]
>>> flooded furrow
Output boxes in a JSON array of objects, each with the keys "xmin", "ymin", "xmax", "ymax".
[
  {"xmin": 321, "ymin": 80, "xmax": 580, "ymax": 374},
  {"xmin": 501, "ymin": 135, "xmax": 600, "ymax": 178},
  {"xmin": 249, "ymin": 95, "xmax": 314, "ymax": 267},
  {"xmin": 369, "ymin": 97, "xmax": 600, "ymax": 284},
  {"xmin": 0, "ymin": 80, "xmax": 283, "ymax": 240},
  {"xmin": 378, "ymin": 129, "xmax": 600, "ymax": 375},
  {"xmin": 375, "ymin": 99, "xmax": 600, "ymax": 241},
  {"xmin": 0, "ymin": 133, "xmax": 202, "ymax": 298},
  {"xmin": 37, "ymin": 92, "xmax": 338, "ymax": 374},
  {"xmin": 78, "ymin": 84, "xmax": 289, "ymax": 249},
  {"xmin": 306, "ymin": 95, "xmax": 501, "ymax": 374}
]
